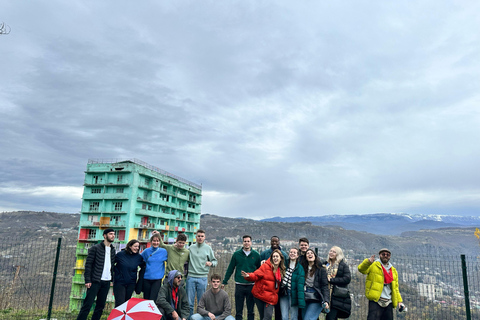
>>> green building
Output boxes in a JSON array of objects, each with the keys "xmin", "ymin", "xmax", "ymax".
[{"xmin": 70, "ymin": 159, "xmax": 202, "ymax": 310}]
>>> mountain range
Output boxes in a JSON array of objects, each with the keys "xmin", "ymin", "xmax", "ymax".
[{"xmin": 261, "ymin": 213, "xmax": 480, "ymax": 235}]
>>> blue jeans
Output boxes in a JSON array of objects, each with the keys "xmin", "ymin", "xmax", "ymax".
[
  {"xmin": 191, "ymin": 314, "xmax": 236, "ymax": 320},
  {"xmin": 302, "ymin": 302, "xmax": 323, "ymax": 320},
  {"xmin": 187, "ymin": 276, "xmax": 208, "ymax": 318},
  {"xmin": 279, "ymin": 290, "xmax": 299, "ymax": 320}
]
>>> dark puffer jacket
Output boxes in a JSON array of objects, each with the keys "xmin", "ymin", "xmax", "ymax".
[
  {"xmin": 328, "ymin": 260, "xmax": 351, "ymax": 318},
  {"xmin": 84, "ymin": 242, "xmax": 116, "ymax": 283}
]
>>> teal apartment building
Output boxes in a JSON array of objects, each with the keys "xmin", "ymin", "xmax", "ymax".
[{"xmin": 70, "ymin": 159, "xmax": 202, "ymax": 310}]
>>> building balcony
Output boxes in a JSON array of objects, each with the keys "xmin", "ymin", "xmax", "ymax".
[
  {"xmin": 76, "ymin": 247, "xmax": 89, "ymax": 255},
  {"xmin": 176, "ymin": 193, "xmax": 189, "ymax": 201},
  {"xmin": 72, "ymin": 275, "xmax": 84, "ymax": 284},
  {"xmin": 135, "ymin": 222, "xmax": 156, "ymax": 229},
  {"xmin": 101, "ymin": 221, "xmax": 126, "ymax": 228},
  {"xmin": 157, "ymin": 224, "xmax": 168, "ymax": 231},
  {"xmin": 186, "ymin": 207, "xmax": 196, "ymax": 213},
  {"xmin": 138, "ymin": 235, "xmax": 150, "ymax": 242},
  {"xmin": 79, "ymin": 220, "xmax": 101, "ymax": 227},
  {"xmin": 137, "ymin": 197, "xmax": 155, "ymax": 205}
]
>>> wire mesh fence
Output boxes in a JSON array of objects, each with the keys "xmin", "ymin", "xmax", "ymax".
[{"xmin": 1, "ymin": 238, "xmax": 480, "ymax": 319}]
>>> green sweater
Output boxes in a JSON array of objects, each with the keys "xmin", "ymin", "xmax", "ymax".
[
  {"xmin": 223, "ymin": 248, "xmax": 260, "ymax": 285},
  {"xmin": 188, "ymin": 242, "xmax": 218, "ymax": 278},
  {"xmin": 159, "ymin": 237, "xmax": 190, "ymax": 274}
]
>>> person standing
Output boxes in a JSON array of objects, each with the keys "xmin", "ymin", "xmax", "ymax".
[
  {"xmin": 242, "ymin": 249, "xmax": 285, "ymax": 320},
  {"xmin": 191, "ymin": 274, "xmax": 235, "ymax": 320},
  {"xmin": 324, "ymin": 246, "xmax": 351, "ymax": 320},
  {"xmin": 157, "ymin": 270, "xmax": 190, "ymax": 320},
  {"xmin": 156, "ymin": 232, "xmax": 190, "ymax": 275},
  {"xmin": 76, "ymin": 228, "xmax": 116, "ymax": 320},
  {"xmin": 113, "ymin": 239, "xmax": 145, "ymax": 307},
  {"xmin": 358, "ymin": 248, "xmax": 405, "ymax": 320},
  {"xmin": 300, "ymin": 249, "xmax": 330, "ymax": 320},
  {"xmin": 141, "ymin": 233, "xmax": 168, "ymax": 301},
  {"xmin": 297, "ymin": 238, "xmax": 309, "ymax": 265},
  {"xmin": 279, "ymin": 248, "xmax": 305, "ymax": 320},
  {"xmin": 222, "ymin": 235, "xmax": 261, "ymax": 320},
  {"xmin": 187, "ymin": 229, "xmax": 218, "ymax": 318}
]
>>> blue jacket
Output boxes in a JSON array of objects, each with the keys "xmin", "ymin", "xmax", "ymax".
[
  {"xmin": 141, "ymin": 247, "xmax": 168, "ymax": 280},
  {"xmin": 114, "ymin": 250, "xmax": 145, "ymax": 285}
]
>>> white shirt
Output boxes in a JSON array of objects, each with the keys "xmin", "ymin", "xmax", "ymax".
[{"xmin": 101, "ymin": 246, "xmax": 112, "ymax": 281}]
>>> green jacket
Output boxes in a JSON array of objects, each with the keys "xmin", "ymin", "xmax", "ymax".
[
  {"xmin": 223, "ymin": 248, "xmax": 261, "ymax": 285},
  {"xmin": 156, "ymin": 282, "xmax": 189, "ymax": 318},
  {"xmin": 289, "ymin": 260, "xmax": 306, "ymax": 309},
  {"xmin": 159, "ymin": 237, "xmax": 190, "ymax": 274},
  {"xmin": 358, "ymin": 259, "xmax": 403, "ymax": 307}
]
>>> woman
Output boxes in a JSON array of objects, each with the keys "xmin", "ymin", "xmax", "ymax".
[
  {"xmin": 325, "ymin": 246, "xmax": 351, "ymax": 320},
  {"xmin": 279, "ymin": 248, "xmax": 305, "ymax": 320},
  {"xmin": 113, "ymin": 239, "xmax": 145, "ymax": 307},
  {"xmin": 141, "ymin": 233, "xmax": 168, "ymax": 301},
  {"xmin": 241, "ymin": 249, "xmax": 285, "ymax": 320},
  {"xmin": 300, "ymin": 248, "xmax": 330, "ymax": 320}
]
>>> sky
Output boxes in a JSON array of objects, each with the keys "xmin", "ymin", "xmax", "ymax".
[{"xmin": 1, "ymin": 1, "xmax": 480, "ymax": 219}]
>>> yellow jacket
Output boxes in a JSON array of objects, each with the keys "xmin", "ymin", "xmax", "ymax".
[{"xmin": 357, "ymin": 259, "xmax": 403, "ymax": 307}]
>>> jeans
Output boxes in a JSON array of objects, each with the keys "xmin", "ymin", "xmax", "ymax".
[
  {"xmin": 113, "ymin": 283, "xmax": 136, "ymax": 307},
  {"xmin": 254, "ymin": 298, "xmax": 274, "ymax": 320},
  {"xmin": 279, "ymin": 290, "xmax": 299, "ymax": 320},
  {"xmin": 367, "ymin": 300, "xmax": 393, "ymax": 320},
  {"xmin": 76, "ymin": 281, "xmax": 110, "ymax": 320},
  {"xmin": 143, "ymin": 279, "xmax": 163, "ymax": 302},
  {"xmin": 191, "ymin": 314, "xmax": 236, "ymax": 320},
  {"xmin": 187, "ymin": 276, "xmax": 208, "ymax": 317},
  {"xmin": 234, "ymin": 284, "xmax": 255, "ymax": 320}
]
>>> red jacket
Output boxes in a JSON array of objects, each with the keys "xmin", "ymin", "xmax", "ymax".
[{"xmin": 244, "ymin": 258, "xmax": 280, "ymax": 305}]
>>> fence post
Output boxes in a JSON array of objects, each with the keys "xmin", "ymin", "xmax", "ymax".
[
  {"xmin": 47, "ymin": 238, "xmax": 62, "ymax": 320},
  {"xmin": 461, "ymin": 254, "xmax": 471, "ymax": 320}
]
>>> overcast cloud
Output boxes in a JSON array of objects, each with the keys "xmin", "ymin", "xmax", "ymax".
[{"xmin": 1, "ymin": 1, "xmax": 479, "ymax": 218}]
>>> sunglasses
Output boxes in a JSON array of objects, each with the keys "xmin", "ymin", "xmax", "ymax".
[
  {"xmin": 176, "ymin": 276, "xmax": 183, "ymax": 279},
  {"xmin": 380, "ymin": 253, "xmax": 391, "ymax": 257}
]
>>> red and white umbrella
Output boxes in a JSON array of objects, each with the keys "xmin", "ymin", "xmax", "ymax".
[{"xmin": 107, "ymin": 298, "xmax": 162, "ymax": 320}]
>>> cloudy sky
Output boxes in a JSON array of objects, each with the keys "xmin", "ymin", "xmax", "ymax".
[{"xmin": 1, "ymin": 1, "xmax": 479, "ymax": 219}]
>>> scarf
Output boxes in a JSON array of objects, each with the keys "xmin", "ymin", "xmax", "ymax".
[
  {"xmin": 382, "ymin": 265, "xmax": 393, "ymax": 284},
  {"xmin": 171, "ymin": 286, "xmax": 179, "ymax": 309}
]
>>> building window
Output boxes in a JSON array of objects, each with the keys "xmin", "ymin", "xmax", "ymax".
[
  {"xmin": 114, "ymin": 202, "xmax": 123, "ymax": 211},
  {"xmin": 116, "ymin": 187, "xmax": 124, "ymax": 193},
  {"xmin": 117, "ymin": 175, "xmax": 123, "ymax": 183},
  {"xmin": 89, "ymin": 202, "xmax": 99, "ymax": 212},
  {"xmin": 142, "ymin": 204, "xmax": 147, "ymax": 210},
  {"xmin": 148, "ymin": 205, "xmax": 152, "ymax": 211},
  {"xmin": 111, "ymin": 215, "xmax": 121, "ymax": 224},
  {"xmin": 88, "ymin": 229, "xmax": 97, "ymax": 239},
  {"xmin": 93, "ymin": 175, "xmax": 99, "ymax": 184},
  {"xmin": 91, "ymin": 188, "xmax": 101, "ymax": 194}
]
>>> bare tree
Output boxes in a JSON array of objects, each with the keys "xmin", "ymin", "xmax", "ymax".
[{"xmin": 0, "ymin": 22, "xmax": 11, "ymax": 35}]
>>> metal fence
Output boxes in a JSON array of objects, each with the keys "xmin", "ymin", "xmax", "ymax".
[{"xmin": 1, "ymin": 238, "xmax": 480, "ymax": 320}]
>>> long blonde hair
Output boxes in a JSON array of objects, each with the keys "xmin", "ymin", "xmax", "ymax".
[{"xmin": 327, "ymin": 246, "xmax": 345, "ymax": 264}]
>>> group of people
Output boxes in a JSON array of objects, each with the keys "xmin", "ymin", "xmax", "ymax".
[{"xmin": 77, "ymin": 229, "xmax": 405, "ymax": 320}]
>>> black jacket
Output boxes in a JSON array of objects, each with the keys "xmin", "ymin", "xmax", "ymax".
[
  {"xmin": 328, "ymin": 260, "xmax": 352, "ymax": 318},
  {"xmin": 84, "ymin": 242, "xmax": 116, "ymax": 283}
]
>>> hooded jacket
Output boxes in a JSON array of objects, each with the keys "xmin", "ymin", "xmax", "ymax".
[
  {"xmin": 244, "ymin": 258, "xmax": 281, "ymax": 305},
  {"xmin": 358, "ymin": 258, "xmax": 403, "ymax": 307},
  {"xmin": 156, "ymin": 270, "xmax": 189, "ymax": 318}
]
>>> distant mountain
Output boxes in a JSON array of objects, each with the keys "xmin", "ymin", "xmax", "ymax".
[{"xmin": 261, "ymin": 213, "xmax": 480, "ymax": 235}]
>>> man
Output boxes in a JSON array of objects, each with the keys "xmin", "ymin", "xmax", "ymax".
[
  {"xmin": 155, "ymin": 231, "xmax": 190, "ymax": 275},
  {"xmin": 191, "ymin": 274, "xmax": 235, "ymax": 320},
  {"xmin": 358, "ymin": 248, "xmax": 405, "ymax": 320},
  {"xmin": 76, "ymin": 228, "xmax": 116, "ymax": 320},
  {"xmin": 222, "ymin": 235, "xmax": 261, "ymax": 320},
  {"xmin": 259, "ymin": 236, "xmax": 288, "ymax": 320},
  {"xmin": 187, "ymin": 229, "xmax": 218, "ymax": 318},
  {"xmin": 297, "ymin": 237, "xmax": 309, "ymax": 265},
  {"xmin": 157, "ymin": 270, "xmax": 190, "ymax": 320},
  {"xmin": 260, "ymin": 236, "xmax": 288, "ymax": 264}
]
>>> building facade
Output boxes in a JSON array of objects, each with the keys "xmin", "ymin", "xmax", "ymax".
[{"xmin": 70, "ymin": 159, "xmax": 202, "ymax": 310}]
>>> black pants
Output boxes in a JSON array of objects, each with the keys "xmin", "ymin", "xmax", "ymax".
[
  {"xmin": 235, "ymin": 284, "xmax": 255, "ymax": 320},
  {"xmin": 325, "ymin": 308, "xmax": 338, "ymax": 320},
  {"xmin": 367, "ymin": 300, "xmax": 393, "ymax": 320},
  {"xmin": 76, "ymin": 281, "xmax": 110, "ymax": 320},
  {"xmin": 254, "ymin": 297, "xmax": 274, "ymax": 320},
  {"xmin": 113, "ymin": 283, "xmax": 136, "ymax": 307},
  {"xmin": 274, "ymin": 298, "xmax": 281, "ymax": 320},
  {"xmin": 143, "ymin": 279, "xmax": 162, "ymax": 302}
]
